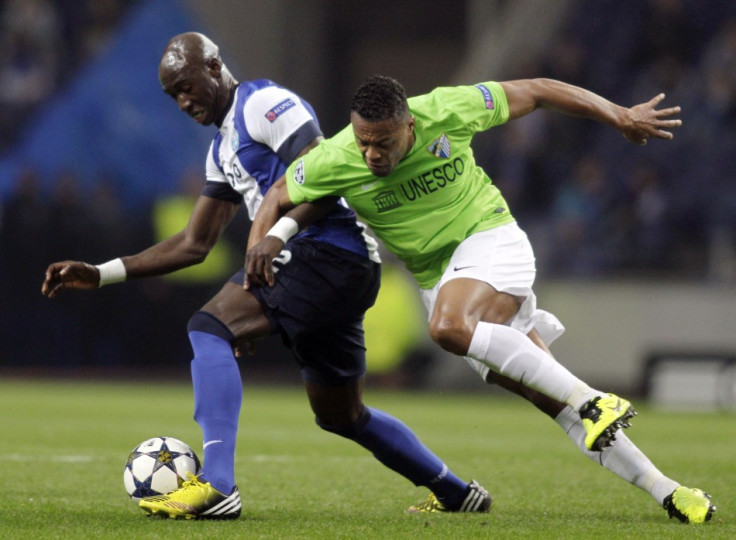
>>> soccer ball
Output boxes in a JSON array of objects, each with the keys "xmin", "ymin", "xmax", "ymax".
[{"xmin": 123, "ymin": 436, "xmax": 201, "ymax": 501}]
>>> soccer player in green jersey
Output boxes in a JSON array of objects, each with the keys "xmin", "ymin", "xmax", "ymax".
[{"xmin": 244, "ymin": 76, "xmax": 715, "ymax": 523}]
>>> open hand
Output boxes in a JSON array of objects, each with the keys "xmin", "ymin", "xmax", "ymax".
[{"xmin": 620, "ymin": 93, "xmax": 681, "ymax": 145}]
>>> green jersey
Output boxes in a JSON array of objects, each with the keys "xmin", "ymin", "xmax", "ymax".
[{"xmin": 285, "ymin": 81, "xmax": 515, "ymax": 288}]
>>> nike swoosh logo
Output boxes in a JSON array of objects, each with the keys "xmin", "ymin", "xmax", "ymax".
[
  {"xmin": 203, "ymin": 439, "xmax": 224, "ymax": 449},
  {"xmin": 361, "ymin": 180, "xmax": 379, "ymax": 191},
  {"xmin": 453, "ymin": 265, "xmax": 476, "ymax": 271},
  {"xmin": 612, "ymin": 398, "xmax": 622, "ymax": 413}
]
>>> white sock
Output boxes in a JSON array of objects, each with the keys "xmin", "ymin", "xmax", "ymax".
[
  {"xmin": 467, "ymin": 322, "xmax": 595, "ymax": 407},
  {"xmin": 555, "ymin": 405, "xmax": 679, "ymax": 504}
]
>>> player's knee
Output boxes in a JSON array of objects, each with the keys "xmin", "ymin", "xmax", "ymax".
[
  {"xmin": 315, "ymin": 406, "xmax": 369, "ymax": 438},
  {"xmin": 187, "ymin": 310, "xmax": 234, "ymax": 343},
  {"xmin": 428, "ymin": 315, "xmax": 474, "ymax": 355}
]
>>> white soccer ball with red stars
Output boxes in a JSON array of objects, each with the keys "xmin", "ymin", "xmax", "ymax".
[{"xmin": 123, "ymin": 436, "xmax": 201, "ymax": 501}]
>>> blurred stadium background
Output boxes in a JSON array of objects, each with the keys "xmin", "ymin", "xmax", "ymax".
[{"xmin": 1, "ymin": 0, "xmax": 735, "ymax": 407}]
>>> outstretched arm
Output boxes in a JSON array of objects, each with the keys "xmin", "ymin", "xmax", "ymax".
[
  {"xmin": 244, "ymin": 134, "xmax": 326, "ymax": 252},
  {"xmin": 41, "ymin": 195, "xmax": 240, "ymax": 298},
  {"xmin": 244, "ymin": 175, "xmax": 336, "ymax": 288},
  {"xmin": 500, "ymin": 78, "xmax": 681, "ymax": 145}
]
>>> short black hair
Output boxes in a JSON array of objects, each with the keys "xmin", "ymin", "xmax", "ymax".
[{"xmin": 350, "ymin": 75, "xmax": 409, "ymax": 122}]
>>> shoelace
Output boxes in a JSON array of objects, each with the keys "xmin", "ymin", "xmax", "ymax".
[{"xmin": 178, "ymin": 471, "xmax": 206, "ymax": 491}]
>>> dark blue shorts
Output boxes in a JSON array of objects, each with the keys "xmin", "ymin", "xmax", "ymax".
[{"xmin": 230, "ymin": 239, "xmax": 380, "ymax": 386}]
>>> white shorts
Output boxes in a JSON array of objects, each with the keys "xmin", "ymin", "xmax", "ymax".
[{"xmin": 419, "ymin": 222, "xmax": 565, "ymax": 346}]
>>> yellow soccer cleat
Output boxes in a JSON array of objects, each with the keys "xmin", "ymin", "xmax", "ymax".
[
  {"xmin": 579, "ymin": 393, "xmax": 636, "ymax": 451},
  {"xmin": 663, "ymin": 487, "xmax": 716, "ymax": 524},
  {"xmin": 406, "ymin": 480, "xmax": 491, "ymax": 513},
  {"xmin": 138, "ymin": 472, "xmax": 241, "ymax": 520}
]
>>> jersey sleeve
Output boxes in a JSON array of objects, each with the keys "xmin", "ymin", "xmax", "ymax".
[
  {"xmin": 202, "ymin": 140, "xmax": 242, "ymax": 203},
  {"xmin": 243, "ymin": 86, "xmax": 322, "ymax": 164},
  {"xmin": 284, "ymin": 148, "xmax": 337, "ymax": 205},
  {"xmin": 432, "ymin": 81, "xmax": 510, "ymax": 134}
]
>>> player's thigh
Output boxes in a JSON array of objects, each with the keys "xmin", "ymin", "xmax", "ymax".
[
  {"xmin": 425, "ymin": 223, "xmax": 533, "ymax": 329},
  {"xmin": 200, "ymin": 281, "xmax": 272, "ymax": 341},
  {"xmin": 432, "ymin": 277, "xmax": 521, "ymax": 327}
]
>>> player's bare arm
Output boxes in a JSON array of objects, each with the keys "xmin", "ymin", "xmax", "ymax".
[
  {"xmin": 42, "ymin": 195, "xmax": 239, "ymax": 298},
  {"xmin": 501, "ymin": 78, "xmax": 681, "ymax": 145},
  {"xmin": 246, "ymin": 175, "xmax": 294, "ymax": 245},
  {"xmin": 244, "ymin": 176, "xmax": 336, "ymax": 289}
]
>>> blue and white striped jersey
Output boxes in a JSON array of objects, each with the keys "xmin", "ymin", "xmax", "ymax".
[{"xmin": 203, "ymin": 79, "xmax": 379, "ymax": 262}]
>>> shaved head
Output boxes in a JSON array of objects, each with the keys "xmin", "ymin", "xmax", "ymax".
[
  {"xmin": 159, "ymin": 32, "xmax": 221, "ymax": 81},
  {"xmin": 158, "ymin": 32, "xmax": 236, "ymax": 127}
]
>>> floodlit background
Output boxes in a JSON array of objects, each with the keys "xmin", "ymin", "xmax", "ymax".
[{"xmin": 1, "ymin": 0, "xmax": 735, "ymax": 406}]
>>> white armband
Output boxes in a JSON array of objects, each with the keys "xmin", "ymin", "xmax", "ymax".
[
  {"xmin": 95, "ymin": 258, "xmax": 127, "ymax": 287},
  {"xmin": 266, "ymin": 217, "xmax": 299, "ymax": 244}
]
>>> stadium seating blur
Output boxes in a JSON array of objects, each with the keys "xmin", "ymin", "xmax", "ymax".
[{"xmin": 473, "ymin": 0, "xmax": 736, "ymax": 281}]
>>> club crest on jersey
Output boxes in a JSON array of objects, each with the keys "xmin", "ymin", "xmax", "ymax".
[
  {"xmin": 475, "ymin": 84, "xmax": 495, "ymax": 109},
  {"xmin": 231, "ymin": 131, "xmax": 239, "ymax": 151},
  {"xmin": 293, "ymin": 159, "xmax": 305, "ymax": 185},
  {"xmin": 372, "ymin": 190, "xmax": 402, "ymax": 213},
  {"xmin": 427, "ymin": 133, "xmax": 451, "ymax": 158},
  {"xmin": 265, "ymin": 98, "xmax": 296, "ymax": 122}
]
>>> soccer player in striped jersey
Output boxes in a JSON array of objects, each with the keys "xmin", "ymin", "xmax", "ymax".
[
  {"xmin": 41, "ymin": 34, "xmax": 490, "ymax": 519},
  {"xmin": 245, "ymin": 75, "xmax": 715, "ymax": 523}
]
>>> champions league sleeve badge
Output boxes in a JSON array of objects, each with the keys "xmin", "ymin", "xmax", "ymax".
[{"xmin": 293, "ymin": 159, "xmax": 305, "ymax": 184}]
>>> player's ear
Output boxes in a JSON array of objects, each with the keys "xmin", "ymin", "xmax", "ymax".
[{"xmin": 207, "ymin": 58, "xmax": 222, "ymax": 78}]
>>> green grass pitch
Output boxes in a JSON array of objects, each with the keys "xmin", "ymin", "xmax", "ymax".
[{"xmin": 0, "ymin": 377, "xmax": 733, "ymax": 539}]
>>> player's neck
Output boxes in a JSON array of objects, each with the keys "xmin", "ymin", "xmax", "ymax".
[{"xmin": 215, "ymin": 82, "xmax": 238, "ymax": 127}]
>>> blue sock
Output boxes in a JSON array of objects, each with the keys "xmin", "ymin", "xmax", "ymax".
[
  {"xmin": 189, "ymin": 329, "xmax": 242, "ymax": 495},
  {"xmin": 322, "ymin": 407, "xmax": 469, "ymax": 507}
]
